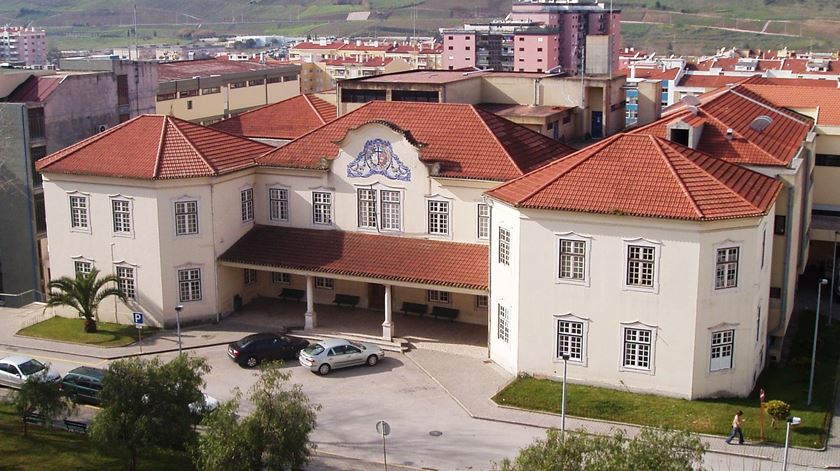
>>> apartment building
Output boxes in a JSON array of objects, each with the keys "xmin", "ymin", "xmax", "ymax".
[{"xmin": 0, "ymin": 27, "xmax": 47, "ymax": 66}]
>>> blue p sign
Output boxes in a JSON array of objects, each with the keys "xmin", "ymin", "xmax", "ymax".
[{"xmin": 133, "ymin": 312, "xmax": 144, "ymax": 326}]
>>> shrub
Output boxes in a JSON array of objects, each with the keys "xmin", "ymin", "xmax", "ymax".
[{"xmin": 765, "ymin": 400, "xmax": 791, "ymax": 428}]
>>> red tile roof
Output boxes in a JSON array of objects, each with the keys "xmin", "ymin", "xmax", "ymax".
[
  {"xmin": 620, "ymin": 67, "xmax": 680, "ymax": 81},
  {"xmin": 257, "ymin": 101, "xmax": 576, "ymax": 181},
  {"xmin": 740, "ymin": 83, "xmax": 840, "ymax": 126},
  {"xmin": 219, "ymin": 225, "xmax": 488, "ymax": 290},
  {"xmin": 487, "ymin": 134, "xmax": 782, "ymax": 221},
  {"xmin": 4, "ymin": 75, "xmax": 63, "ymax": 103},
  {"xmin": 690, "ymin": 57, "xmax": 839, "ymax": 76},
  {"xmin": 36, "ymin": 115, "xmax": 274, "ymax": 180},
  {"xmin": 634, "ymin": 85, "xmax": 812, "ymax": 167},
  {"xmin": 745, "ymin": 77, "xmax": 840, "ymax": 88},
  {"xmin": 677, "ymin": 74, "xmax": 753, "ymax": 88},
  {"xmin": 291, "ymin": 41, "xmax": 346, "ymax": 50},
  {"xmin": 210, "ymin": 94, "xmax": 336, "ymax": 140},
  {"xmin": 158, "ymin": 58, "xmax": 295, "ymax": 82}
]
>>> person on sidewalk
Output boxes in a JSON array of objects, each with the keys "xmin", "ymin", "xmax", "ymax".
[{"xmin": 725, "ymin": 410, "xmax": 745, "ymax": 445}]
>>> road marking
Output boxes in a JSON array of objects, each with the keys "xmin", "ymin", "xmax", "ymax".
[{"xmin": 0, "ymin": 349, "xmax": 108, "ymax": 368}]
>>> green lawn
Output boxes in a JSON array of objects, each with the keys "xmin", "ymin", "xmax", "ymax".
[
  {"xmin": 0, "ymin": 403, "xmax": 194, "ymax": 471},
  {"xmin": 17, "ymin": 317, "xmax": 156, "ymax": 348},
  {"xmin": 494, "ymin": 310, "xmax": 839, "ymax": 448}
]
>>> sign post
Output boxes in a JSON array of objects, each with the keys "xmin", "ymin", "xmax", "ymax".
[
  {"xmin": 375, "ymin": 420, "xmax": 391, "ymax": 471},
  {"xmin": 759, "ymin": 388, "xmax": 766, "ymax": 442},
  {"xmin": 133, "ymin": 312, "xmax": 144, "ymax": 353}
]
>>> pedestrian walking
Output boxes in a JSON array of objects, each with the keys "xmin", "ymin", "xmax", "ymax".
[{"xmin": 725, "ymin": 410, "xmax": 745, "ymax": 445}]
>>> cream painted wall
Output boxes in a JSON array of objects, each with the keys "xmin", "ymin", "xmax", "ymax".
[
  {"xmin": 155, "ymin": 80, "xmax": 300, "ymax": 123},
  {"xmin": 812, "ymin": 129, "xmax": 840, "ymax": 212}
]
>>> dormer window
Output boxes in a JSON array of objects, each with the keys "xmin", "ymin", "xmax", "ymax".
[{"xmin": 669, "ymin": 128, "xmax": 690, "ymax": 146}]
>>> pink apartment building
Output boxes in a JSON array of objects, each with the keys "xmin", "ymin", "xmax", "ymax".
[{"xmin": 0, "ymin": 27, "xmax": 47, "ymax": 66}]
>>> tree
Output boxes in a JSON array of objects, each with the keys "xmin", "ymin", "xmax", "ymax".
[
  {"xmin": 46, "ymin": 46, "xmax": 62, "ymax": 66},
  {"xmin": 765, "ymin": 400, "xmax": 791, "ymax": 428},
  {"xmin": 12, "ymin": 375, "xmax": 72, "ymax": 436},
  {"xmin": 193, "ymin": 362, "xmax": 320, "ymax": 471},
  {"xmin": 495, "ymin": 427, "xmax": 707, "ymax": 471},
  {"xmin": 89, "ymin": 355, "xmax": 210, "ymax": 471},
  {"xmin": 45, "ymin": 268, "xmax": 126, "ymax": 333}
]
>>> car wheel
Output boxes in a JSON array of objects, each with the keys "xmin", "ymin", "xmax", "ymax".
[
  {"xmin": 366, "ymin": 355, "xmax": 379, "ymax": 367},
  {"xmin": 245, "ymin": 356, "xmax": 259, "ymax": 368},
  {"xmin": 318, "ymin": 363, "xmax": 331, "ymax": 376}
]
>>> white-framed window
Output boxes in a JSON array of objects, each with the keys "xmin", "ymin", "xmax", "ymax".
[
  {"xmin": 477, "ymin": 204, "xmax": 491, "ymax": 240},
  {"xmin": 69, "ymin": 195, "xmax": 89, "ymax": 231},
  {"xmin": 244, "ymin": 269, "xmax": 257, "ymax": 285},
  {"xmin": 312, "ymin": 191, "xmax": 333, "ymax": 225},
  {"xmin": 358, "ymin": 188, "xmax": 377, "ymax": 229},
  {"xmin": 315, "ymin": 277, "xmax": 333, "ymax": 289},
  {"xmin": 178, "ymin": 268, "xmax": 202, "ymax": 302},
  {"xmin": 268, "ymin": 188, "xmax": 289, "ymax": 222},
  {"xmin": 74, "ymin": 260, "xmax": 92, "ymax": 275},
  {"xmin": 710, "ymin": 329, "xmax": 735, "ymax": 371},
  {"xmin": 174, "ymin": 200, "xmax": 198, "ymax": 235},
  {"xmin": 626, "ymin": 244, "xmax": 656, "ymax": 289},
  {"xmin": 240, "ymin": 188, "xmax": 254, "ymax": 222},
  {"xmin": 427, "ymin": 200, "xmax": 450, "ymax": 235},
  {"xmin": 272, "ymin": 272, "xmax": 291, "ymax": 284},
  {"xmin": 498, "ymin": 228, "xmax": 511, "ymax": 266},
  {"xmin": 760, "ymin": 227, "xmax": 767, "ymax": 269},
  {"xmin": 427, "ymin": 290, "xmax": 450, "ymax": 304},
  {"xmin": 715, "ymin": 247, "xmax": 739, "ymax": 289},
  {"xmin": 559, "ymin": 239, "xmax": 586, "ymax": 280},
  {"xmin": 111, "ymin": 198, "xmax": 132, "ymax": 234},
  {"xmin": 380, "ymin": 190, "xmax": 401, "ymax": 231},
  {"xmin": 116, "ymin": 265, "xmax": 136, "ymax": 299},
  {"xmin": 497, "ymin": 304, "xmax": 510, "ymax": 343},
  {"xmin": 622, "ymin": 326, "xmax": 653, "ymax": 371},
  {"xmin": 476, "ymin": 295, "xmax": 488, "ymax": 309},
  {"xmin": 556, "ymin": 319, "xmax": 585, "ymax": 362}
]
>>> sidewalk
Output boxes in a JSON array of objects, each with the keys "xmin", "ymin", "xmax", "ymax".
[{"xmin": 406, "ymin": 348, "xmax": 840, "ymax": 470}]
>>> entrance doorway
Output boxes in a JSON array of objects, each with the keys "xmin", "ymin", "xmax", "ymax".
[
  {"xmin": 368, "ymin": 283, "xmax": 385, "ymax": 310},
  {"xmin": 591, "ymin": 111, "xmax": 603, "ymax": 138}
]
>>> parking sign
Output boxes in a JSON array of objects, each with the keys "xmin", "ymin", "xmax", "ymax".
[{"xmin": 133, "ymin": 312, "xmax": 144, "ymax": 328}]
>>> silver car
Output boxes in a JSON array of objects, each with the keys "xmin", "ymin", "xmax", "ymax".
[
  {"xmin": 0, "ymin": 356, "xmax": 61, "ymax": 388},
  {"xmin": 299, "ymin": 338, "xmax": 385, "ymax": 375}
]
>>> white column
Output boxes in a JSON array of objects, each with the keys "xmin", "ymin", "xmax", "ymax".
[
  {"xmin": 304, "ymin": 275, "xmax": 317, "ymax": 329},
  {"xmin": 382, "ymin": 284, "xmax": 393, "ymax": 341}
]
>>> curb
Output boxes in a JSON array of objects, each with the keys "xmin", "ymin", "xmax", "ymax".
[
  {"xmin": 312, "ymin": 450, "xmax": 432, "ymax": 471},
  {"xmin": 0, "ymin": 340, "xmax": 231, "ymax": 361}
]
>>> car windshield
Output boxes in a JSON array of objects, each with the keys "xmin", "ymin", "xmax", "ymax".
[
  {"xmin": 18, "ymin": 359, "xmax": 45, "ymax": 376},
  {"xmin": 303, "ymin": 344, "xmax": 325, "ymax": 356}
]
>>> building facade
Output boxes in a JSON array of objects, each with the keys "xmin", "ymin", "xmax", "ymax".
[{"xmin": 0, "ymin": 27, "xmax": 47, "ymax": 66}]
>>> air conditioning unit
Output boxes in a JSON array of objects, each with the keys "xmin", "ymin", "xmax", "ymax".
[{"xmin": 97, "ymin": 124, "xmax": 107, "ymax": 133}]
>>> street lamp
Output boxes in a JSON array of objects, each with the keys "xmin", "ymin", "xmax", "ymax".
[
  {"xmin": 560, "ymin": 352, "xmax": 570, "ymax": 437},
  {"xmin": 808, "ymin": 279, "xmax": 828, "ymax": 406},
  {"xmin": 175, "ymin": 304, "xmax": 183, "ymax": 354},
  {"xmin": 783, "ymin": 416, "xmax": 801, "ymax": 471}
]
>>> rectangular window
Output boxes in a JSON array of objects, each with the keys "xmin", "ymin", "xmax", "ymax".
[
  {"xmin": 477, "ymin": 204, "xmax": 490, "ymax": 239},
  {"xmin": 156, "ymin": 93, "xmax": 176, "ymax": 101},
  {"xmin": 30, "ymin": 146, "xmax": 46, "ymax": 187},
  {"xmin": 230, "ymin": 81, "xmax": 247, "ymax": 89},
  {"xmin": 112, "ymin": 199, "xmax": 132, "ymax": 234},
  {"xmin": 28, "ymin": 107, "xmax": 45, "ymax": 139},
  {"xmin": 179, "ymin": 90, "xmax": 198, "ymax": 98},
  {"xmin": 74, "ymin": 261, "xmax": 92, "ymax": 275},
  {"xmin": 556, "ymin": 320, "xmax": 583, "ymax": 361},
  {"xmin": 427, "ymin": 290, "xmax": 450, "ymax": 304},
  {"xmin": 313, "ymin": 192, "xmax": 333, "ymax": 225},
  {"xmin": 428, "ymin": 200, "xmax": 449, "ymax": 235},
  {"xmin": 269, "ymin": 188, "xmax": 289, "ymax": 222},
  {"xmin": 626, "ymin": 245, "xmax": 655, "ymax": 287},
  {"xmin": 710, "ymin": 330, "xmax": 735, "ymax": 371},
  {"xmin": 623, "ymin": 327, "xmax": 652, "ymax": 370},
  {"xmin": 70, "ymin": 196, "xmax": 89, "ymax": 230},
  {"xmin": 201, "ymin": 87, "xmax": 221, "ymax": 95},
  {"xmin": 248, "ymin": 79, "xmax": 265, "ymax": 86},
  {"xmin": 272, "ymin": 272, "xmax": 291, "ymax": 284},
  {"xmin": 174, "ymin": 201, "xmax": 198, "ymax": 235},
  {"xmin": 497, "ymin": 305, "xmax": 510, "ymax": 343},
  {"xmin": 178, "ymin": 268, "xmax": 202, "ymax": 302},
  {"xmin": 358, "ymin": 189, "xmax": 377, "ymax": 229},
  {"xmin": 498, "ymin": 228, "xmax": 511, "ymax": 266},
  {"xmin": 559, "ymin": 239, "xmax": 585, "ymax": 280},
  {"xmin": 315, "ymin": 277, "xmax": 333, "ymax": 289},
  {"xmin": 715, "ymin": 247, "xmax": 739, "ymax": 289},
  {"xmin": 117, "ymin": 74, "xmax": 130, "ymax": 105},
  {"xmin": 380, "ymin": 191, "xmax": 401, "ymax": 231},
  {"xmin": 116, "ymin": 266, "xmax": 136, "ymax": 299},
  {"xmin": 244, "ymin": 269, "xmax": 257, "ymax": 285},
  {"xmin": 774, "ymin": 215, "xmax": 786, "ymax": 235},
  {"xmin": 266, "ymin": 76, "xmax": 281, "ymax": 84},
  {"xmin": 476, "ymin": 295, "xmax": 488, "ymax": 309},
  {"xmin": 240, "ymin": 188, "xmax": 254, "ymax": 222}
]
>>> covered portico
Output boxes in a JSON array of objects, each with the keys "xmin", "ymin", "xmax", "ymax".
[{"xmin": 218, "ymin": 225, "xmax": 489, "ymax": 341}]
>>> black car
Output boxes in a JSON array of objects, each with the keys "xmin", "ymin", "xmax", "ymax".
[
  {"xmin": 60, "ymin": 366, "xmax": 106, "ymax": 405},
  {"xmin": 228, "ymin": 332, "xmax": 309, "ymax": 368}
]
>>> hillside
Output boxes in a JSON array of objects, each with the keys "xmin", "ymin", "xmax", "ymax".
[{"xmin": 1, "ymin": 0, "xmax": 838, "ymax": 56}]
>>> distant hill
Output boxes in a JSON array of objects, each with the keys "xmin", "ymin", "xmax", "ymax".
[{"xmin": 2, "ymin": 0, "xmax": 837, "ymax": 55}]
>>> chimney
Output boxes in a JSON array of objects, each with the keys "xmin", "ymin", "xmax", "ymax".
[{"xmin": 726, "ymin": 128, "xmax": 734, "ymax": 140}]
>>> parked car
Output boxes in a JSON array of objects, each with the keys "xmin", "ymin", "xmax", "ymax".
[
  {"xmin": 0, "ymin": 356, "xmax": 61, "ymax": 388},
  {"xmin": 60, "ymin": 366, "xmax": 106, "ymax": 405},
  {"xmin": 189, "ymin": 393, "xmax": 220, "ymax": 416},
  {"xmin": 299, "ymin": 338, "xmax": 384, "ymax": 376},
  {"xmin": 227, "ymin": 332, "xmax": 309, "ymax": 368}
]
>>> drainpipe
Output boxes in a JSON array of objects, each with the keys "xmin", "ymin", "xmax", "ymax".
[{"xmin": 779, "ymin": 179, "xmax": 795, "ymax": 335}]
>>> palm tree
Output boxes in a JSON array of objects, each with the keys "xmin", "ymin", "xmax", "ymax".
[{"xmin": 45, "ymin": 268, "xmax": 127, "ymax": 333}]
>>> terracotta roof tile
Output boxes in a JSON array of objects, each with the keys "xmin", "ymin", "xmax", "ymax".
[
  {"xmin": 36, "ymin": 115, "xmax": 274, "ymax": 180},
  {"xmin": 210, "ymin": 94, "xmax": 336, "ymax": 140},
  {"xmin": 257, "ymin": 101, "xmax": 575, "ymax": 181},
  {"xmin": 677, "ymin": 74, "xmax": 754, "ymax": 88},
  {"xmin": 219, "ymin": 225, "xmax": 488, "ymax": 290},
  {"xmin": 740, "ymin": 83, "xmax": 840, "ymax": 126},
  {"xmin": 487, "ymin": 134, "xmax": 782, "ymax": 221},
  {"xmin": 4, "ymin": 75, "xmax": 63, "ymax": 102}
]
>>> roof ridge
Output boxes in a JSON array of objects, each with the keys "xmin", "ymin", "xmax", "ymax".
[
  {"xmin": 730, "ymin": 87, "xmax": 809, "ymax": 125},
  {"xmin": 168, "ymin": 117, "xmax": 219, "ymax": 175},
  {"xmin": 152, "ymin": 116, "xmax": 168, "ymax": 178},
  {"xmin": 697, "ymin": 109, "xmax": 789, "ymax": 166},
  {"xmin": 648, "ymin": 136, "xmax": 704, "ymax": 219},
  {"xmin": 302, "ymin": 94, "xmax": 325, "ymax": 124},
  {"xmin": 37, "ymin": 116, "xmax": 139, "ymax": 171},
  {"xmin": 471, "ymin": 106, "xmax": 531, "ymax": 176}
]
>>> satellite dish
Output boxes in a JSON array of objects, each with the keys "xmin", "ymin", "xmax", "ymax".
[
  {"xmin": 681, "ymin": 95, "xmax": 701, "ymax": 106},
  {"xmin": 750, "ymin": 115, "xmax": 773, "ymax": 133}
]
